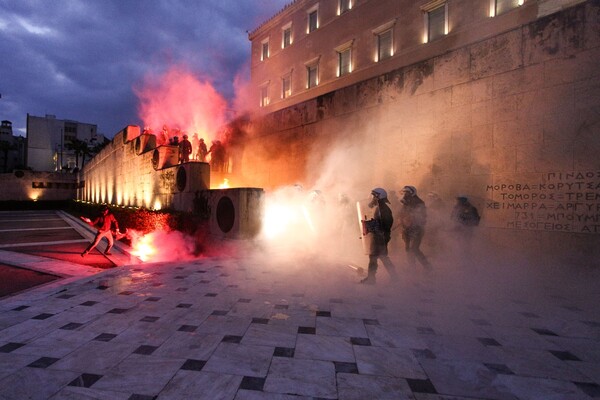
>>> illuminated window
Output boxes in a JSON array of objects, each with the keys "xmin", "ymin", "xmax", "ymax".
[
  {"xmin": 307, "ymin": 64, "xmax": 319, "ymax": 88},
  {"xmin": 338, "ymin": 49, "xmax": 351, "ymax": 76},
  {"xmin": 422, "ymin": 1, "xmax": 448, "ymax": 43},
  {"xmin": 260, "ymin": 84, "xmax": 269, "ymax": 107},
  {"xmin": 261, "ymin": 39, "xmax": 269, "ymax": 61},
  {"xmin": 339, "ymin": 0, "xmax": 351, "ymax": 14},
  {"xmin": 282, "ymin": 24, "xmax": 292, "ymax": 48},
  {"xmin": 308, "ymin": 6, "xmax": 318, "ymax": 33},
  {"xmin": 282, "ymin": 75, "xmax": 292, "ymax": 98},
  {"xmin": 377, "ymin": 29, "xmax": 393, "ymax": 61},
  {"xmin": 492, "ymin": 0, "xmax": 523, "ymax": 16}
]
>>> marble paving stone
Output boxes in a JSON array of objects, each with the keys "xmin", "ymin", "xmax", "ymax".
[
  {"xmin": 490, "ymin": 346, "xmax": 590, "ymax": 382},
  {"xmin": 494, "ymin": 374, "xmax": 591, "ymax": 400},
  {"xmin": 234, "ymin": 389, "xmax": 312, "ymax": 399},
  {"xmin": 49, "ymin": 341, "xmax": 138, "ymax": 374},
  {"xmin": 295, "ymin": 334, "xmax": 355, "ymax": 363},
  {"xmin": 153, "ymin": 331, "xmax": 222, "ymax": 360},
  {"xmin": 0, "ymin": 238, "xmax": 599, "ymax": 399},
  {"xmin": 195, "ymin": 315, "xmax": 252, "ymax": 336},
  {"xmin": 0, "ymin": 352, "xmax": 38, "ymax": 380},
  {"xmin": 48, "ymin": 385, "xmax": 131, "ymax": 399},
  {"xmin": 336, "ymin": 372, "xmax": 413, "ymax": 400},
  {"xmin": 480, "ymin": 326, "xmax": 563, "ymax": 351},
  {"xmin": 13, "ymin": 329, "xmax": 98, "ymax": 358},
  {"xmin": 546, "ymin": 336, "xmax": 600, "ymax": 362},
  {"xmin": 91, "ymin": 354, "xmax": 184, "ymax": 396},
  {"xmin": 241, "ymin": 323, "xmax": 298, "ymax": 348},
  {"xmin": 266, "ymin": 308, "xmax": 316, "ymax": 328},
  {"xmin": 424, "ymin": 335, "xmax": 501, "ymax": 363},
  {"xmin": 568, "ymin": 361, "xmax": 600, "ymax": 385},
  {"xmin": 158, "ymin": 370, "xmax": 242, "ymax": 400},
  {"xmin": 329, "ymin": 302, "xmax": 379, "ymax": 320},
  {"xmin": 419, "ymin": 358, "xmax": 521, "ymax": 400},
  {"xmin": 0, "ymin": 317, "xmax": 66, "ymax": 344},
  {"xmin": 354, "ymin": 345, "xmax": 427, "ymax": 379},
  {"xmin": 315, "ymin": 317, "xmax": 368, "ymax": 337},
  {"xmin": 0, "ymin": 367, "xmax": 79, "ymax": 400},
  {"xmin": 110, "ymin": 320, "xmax": 178, "ymax": 346},
  {"xmin": 203, "ymin": 342, "xmax": 273, "ymax": 377},
  {"xmin": 365, "ymin": 325, "xmax": 428, "ymax": 349},
  {"xmin": 263, "ymin": 357, "xmax": 337, "ymax": 399}
]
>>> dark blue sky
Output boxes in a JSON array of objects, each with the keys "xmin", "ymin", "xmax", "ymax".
[{"xmin": 0, "ymin": 0, "xmax": 290, "ymax": 137}]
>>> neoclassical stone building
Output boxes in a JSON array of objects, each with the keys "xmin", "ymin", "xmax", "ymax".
[{"xmin": 241, "ymin": 0, "xmax": 600, "ymax": 264}]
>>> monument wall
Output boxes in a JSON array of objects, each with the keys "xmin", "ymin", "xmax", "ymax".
[
  {"xmin": 0, "ymin": 171, "xmax": 77, "ymax": 202},
  {"xmin": 239, "ymin": 1, "xmax": 600, "ymax": 264}
]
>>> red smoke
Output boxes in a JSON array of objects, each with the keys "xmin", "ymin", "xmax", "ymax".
[{"xmin": 135, "ymin": 66, "xmax": 228, "ymax": 143}]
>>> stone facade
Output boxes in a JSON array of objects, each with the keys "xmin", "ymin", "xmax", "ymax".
[
  {"xmin": 239, "ymin": 1, "xmax": 600, "ymax": 263},
  {"xmin": 0, "ymin": 171, "xmax": 77, "ymax": 202}
]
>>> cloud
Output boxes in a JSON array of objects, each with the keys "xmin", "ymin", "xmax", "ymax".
[{"xmin": 0, "ymin": 0, "xmax": 290, "ymax": 137}]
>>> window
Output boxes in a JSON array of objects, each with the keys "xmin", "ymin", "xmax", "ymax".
[
  {"xmin": 308, "ymin": 6, "xmax": 318, "ymax": 33},
  {"xmin": 339, "ymin": 0, "xmax": 351, "ymax": 14},
  {"xmin": 422, "ymin": 1, "xmax": 447, "ymax": 43},
  {"xmin": 338, "ymin": 48, "xmax": 351, "ymax": 76},
  {"xmin": 377, "ymin": 29, "xmax": 393, "ymax": 61},
  {"xmin": 282, "ymin": 25, "xmax": 292, "ymax": 48},
  {"xmin": 260, "ymin": 84, "xmax": 269, "ymax": 107},
  {"xmin": 307, "ymin": 64, "xmax": 319, "ymax": 88},
  {"xmin": 282, "ymin": 75, "xmax": 292, "ymax": 98},
  {"xmin": 261, "ymin": 39, "xmax": 269, "ymax": 61},
  {"xmin": 492, "ymin": 0, "xmax": 523, "ymax": 16}
]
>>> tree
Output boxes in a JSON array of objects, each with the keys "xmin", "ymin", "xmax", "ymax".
[
  {"xmin": 65, "ymin": 138, "xmax": 91, "ymax": 169},
  {"xmin": 0, "ymin": 140, "xmax": 17, "ymax": 173}
]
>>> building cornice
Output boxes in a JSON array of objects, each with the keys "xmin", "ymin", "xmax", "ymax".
[{"xmin": 248, "ymin": 0, "xmax": 305, "ymax": 40}]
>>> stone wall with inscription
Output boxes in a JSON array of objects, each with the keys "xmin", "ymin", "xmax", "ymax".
[
  {"xmin": 486, "ymin": 171, "xmax": 600, "ymax": 234},
  {"xmin": 241, "ymin": 1, "xmax": 600, "ymax": 264}
]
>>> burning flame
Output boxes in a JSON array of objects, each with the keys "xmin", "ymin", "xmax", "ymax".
[
  {"xmin": 131, "ymin": 233, "xmax": 157, "ymax": 262},
  {"xmin": 219, "ymin": 178, "xmax": 230, "ymax": 189},
  {"xmin": 129, "ymin": 229, "xmax": 197, "ymax": 263}
]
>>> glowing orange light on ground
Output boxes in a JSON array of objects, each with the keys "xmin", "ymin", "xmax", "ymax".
[{"xmin": 131, "ymin": 233, "xmax": 157, "ymax": 262}]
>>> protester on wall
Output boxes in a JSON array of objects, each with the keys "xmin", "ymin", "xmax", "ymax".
[
  {"xmin": 360, "ymin": 188, "xmax": 399, "ymax": 284},
  {"xmin": 208, "ymin": 140, "xmax": 226, "ymax": 172},
  {"xmin": 179, "ymin": 134, "xmax": 193, "ymax": 163},
  {"xmin": 80, "ymin": 206, "xmax": 121, "ymax": 257},
  {"xmin": 191, "ymin": 133, "xmax": 200, "ymax": 160},
  {"xmin": 197, "ymin": 138, "xmax": 208, "ymax": 162}
]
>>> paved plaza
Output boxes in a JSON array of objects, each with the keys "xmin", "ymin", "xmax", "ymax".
[{"xmin": 0, "ymin": 211, "xmax": 598, "ymax": 399}]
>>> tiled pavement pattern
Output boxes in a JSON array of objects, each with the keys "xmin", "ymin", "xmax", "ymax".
[{"xmin": 0, "ymin": 247, "xmax": 599, "ymax": 399}]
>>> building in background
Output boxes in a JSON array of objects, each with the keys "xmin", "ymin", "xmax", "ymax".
[
  {"xmin": 249, "ymin": 0, "xmax": 586, "ymax": 111},
  {"xmin": 26, "ymin": 114, "xmax": 106, "ymax": 172},
  {"xmin": 244, "ymin": 0, "xmax": 600, "ymax": 263},
  {"xmin": 0, "ymin": 120, "xmax": 26, "ymax": 173}
]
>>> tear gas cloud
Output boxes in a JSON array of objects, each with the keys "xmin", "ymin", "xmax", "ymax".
[
  {"xmin": 126, "ymin": 62, "xmax": 597, "ymax": 300},
  {"xmin": 134, "ymin": 66, "xmax": 227, "ymax": 144}
]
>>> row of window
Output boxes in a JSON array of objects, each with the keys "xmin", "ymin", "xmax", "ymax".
[{"xmin": 259, "ymin": 0, "xmax": 524, "ymax": 106}]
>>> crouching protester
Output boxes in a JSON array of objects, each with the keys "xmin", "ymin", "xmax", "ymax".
[
  {"xmin": 360, "ymin": 188, "xmax": 399, "ymax": 285},
  {"xmin": 80, "ymin": 205, "xmax": 122, "ymax": 257}
]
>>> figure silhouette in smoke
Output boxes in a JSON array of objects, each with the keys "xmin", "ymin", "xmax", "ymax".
[
  {"xmin": 451, "ymin": 196, "xmax": 480, "ymax": 258},
  {"xmin": 197, "ymin": 138, "xmax": 208, "ymax": 162},
  {"xmin": 179, "ymin": 134, "xmax": 192, "ymax": 163},
  {"xmin": 398, "ymin": 185, "xmax": 432, "ymax": 271},
  {"xmin": 360, "ymin": 188, "xmax": 399, "ymax": 284},
  {"xmin": 208, "ymin": 140, "xmax": 226, "ymax": 172}
]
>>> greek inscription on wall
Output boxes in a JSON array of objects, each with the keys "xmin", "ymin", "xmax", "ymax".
[
  {"xmin": 485, "ymin": 171, "xmax": 600, "ymax": 234},
  {"xmin": 160, "ymin": 170, "xmax": 176, "ymax": 191}
]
